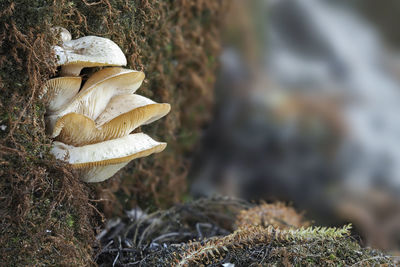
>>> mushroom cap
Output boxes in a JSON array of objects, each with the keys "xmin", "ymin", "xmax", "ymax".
[
  {"xmin": 45, "ymin": 68, "xmax": 145, "ymax": 133},
  {"xmin": 68, "ymin": 68, "xmax": 145, "ymax": 119},
  {"xmin": 79, "ymin": 67, "xmax": 137, "ymax": 91},
  {"xmin": 95, "ymin": 94, "xmax": 171, "ymax": 126},
  {"xmin": 51, "ymin": 100, "xmax": 170, "ymax": 146},
  {"xmin": 51, "ymin": 26, "xmax": 72, "ymax": 42},
  {"xmin": 82, "ymin": 162, "xmax": 130, "ymax": 183},
  {"xmin": 43, "ymin": 77, "xmax": 82, "ymax": 113},
  {"xmin": 51, "ymin": 133, "xmax": 167, "ymax": 182},
  {"xmin": 54, "ymin": 36, "xmax": 127, "ymax": 76}
]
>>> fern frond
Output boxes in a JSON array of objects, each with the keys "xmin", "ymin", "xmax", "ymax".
[{"xmin": 173, "ymin": 224, "xmax": 352, "ymax": 266}]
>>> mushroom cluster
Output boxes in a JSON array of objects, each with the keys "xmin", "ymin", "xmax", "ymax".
[{"xmin": 44, "ymin": 28, "xmax": 170, "ymax": 183}]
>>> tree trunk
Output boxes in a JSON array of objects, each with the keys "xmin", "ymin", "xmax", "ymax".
[{"xmin": 0, "ymin": 0, "xmax": 227, "ymax": 265}]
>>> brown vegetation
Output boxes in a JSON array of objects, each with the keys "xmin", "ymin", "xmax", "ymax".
[
  {"xmin": 0, "ymin": 0, "xmax": 228, "ymax": 265},
  {"xmin": 95, "ymin": 198, "xmax": 398, "ymax": 266},
  {"xmin": 235, "ymin": 202, "xmax": 310, "ymax": 230}
]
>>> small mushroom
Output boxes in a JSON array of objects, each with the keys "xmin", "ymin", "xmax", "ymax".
[
  {"xmin": 46, "ymin": 68, "xmax": 145, "ymax": 133},
  {"xmin": 51, "ymin": 133, "xmax": 167, "ymax": 182},
  {"xmin": 51, "ymin": 94, "xmax": 170, "ymax": 146},
  {"xmin": 54, "ymin": 35, "xmax": 127, "ymax": 76},
  {"xmin": 96, "ymin": 94, "xmax": 170, "ymax": 126},
  {"xmin": 43, "ymin": 77, "xmax": 82, "ymax": 113},
  {"xmin": 51, "ymin": 26, "xmax": 72, "ymax": 42},
  {"xmin": 79, "ymin": 66, "xmax": 136, "ymax": 91}
]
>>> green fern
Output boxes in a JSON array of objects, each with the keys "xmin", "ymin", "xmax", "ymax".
[{"xmin": 172, "ymin": 224, "xmax": 352, "ymax": 266}]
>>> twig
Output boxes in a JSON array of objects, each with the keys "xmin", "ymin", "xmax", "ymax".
[
  {"xmin": 94, "ymin": 240, "xmax": 113, "ymax": 261},
  {"xmin": 151, "ymin": 232, "xmax": 194, "ymax": 243},
  {"xmin": 351, "ymin": 255, "xmax": 400, "ymax": 266},
  {"xmin": 112, "ymin": 251, "xmax": 119, "ymax": 267}
]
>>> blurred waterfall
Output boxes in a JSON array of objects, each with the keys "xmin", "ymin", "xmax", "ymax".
[
  {"xmin": 190, "ymin": 0, "xmax": 400, "ymax": 250},
  {"xmin": 269, "ymin": 0, "xmax": 400, "ymax": 190}
]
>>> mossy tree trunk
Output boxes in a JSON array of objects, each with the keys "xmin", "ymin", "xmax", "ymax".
[{"xmin": 0, "ymin": 0, "xmax": 228, "ymax": 265}]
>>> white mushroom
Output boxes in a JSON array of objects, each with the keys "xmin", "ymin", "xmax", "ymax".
[
  {"xmin": 43, "ymin": 77, "xmax": 82, "ymax": 113},
  {"xmin": 54, "ymin": 36, "xmax": 127, "ymax": 76},
  {"xmin": 51, "ymin": 133, "xmax": 167, "ymax": 182},
  {"xmin": 51, "ymin": 94, "xmax": 170, "ymax": 146},
  {"xmin": 96, "ymin": 94, "xmax": 170, "ymax": 126},
  {"xmin": 46, "ymin": 68, "xmax": 145, "ymax": 134},
  {"xmin": 51, "ymin": 26, "xmax": 72, "ymax": 42},
  {"xmin": 46, "ymin": 30, "xmax": 170, "ymax": 183}
]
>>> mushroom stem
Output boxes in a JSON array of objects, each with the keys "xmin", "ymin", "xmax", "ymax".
[{"xmin": 60, "ymin": 65, "xmax": 83, "ymax": 76}]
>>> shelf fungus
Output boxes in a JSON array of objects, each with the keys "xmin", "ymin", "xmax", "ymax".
[
  {"xmin": 43, "ymin": 76, "xmax": 82, "ymax": 114},
  {"xmin": 51, "ymin": 134, "xmax": 167, "ymax": 183},
  {"xmin": 45, "ymin": 67, "xmax": 146, "ymax": 134},
  {"xmin": 54, "ymin": 33, "xmax": 127, "ymax": 76},
  {"xmin": 46, "ymin": 27, "xmax": 170, "ymax": 182},
  {"xmin": 51, "ymin": 95, "xmax": 170, "ymax": 146}
]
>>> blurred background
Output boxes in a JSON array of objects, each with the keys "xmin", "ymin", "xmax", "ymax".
[{"xmin": 189, "ymin": 0, "xmax": 400, "ymax": 252}]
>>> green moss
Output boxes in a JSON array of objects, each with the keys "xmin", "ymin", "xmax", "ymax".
[
  {"xmin": 328, "ymin": 253, "xmax": 337, "ymax": 261},
  {"xmin": 1, "ymin": 1, "xmax": 94, "ymax": 264},
  {"xmin": 67, "ymin": 214, "xmax": 75, "ymax": 228},
  {"xmin": 95, "ymin": 198, "xmax": 397, "ymax": 266},
  {"xmin": 1, "ymin": 0, "xmax": 228, "ymax": 265}
]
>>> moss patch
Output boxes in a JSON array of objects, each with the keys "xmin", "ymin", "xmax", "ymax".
[
  {"xmin": 75, "ymin": 0, "xmax": 230, "ymax": 215},
  {"xmin": 95, "ymin": 198, "xmax": 398, "ymax": 266},
  {"xmin": 1, "ymin": 0, "xmax": 228, "ymax": 265}
]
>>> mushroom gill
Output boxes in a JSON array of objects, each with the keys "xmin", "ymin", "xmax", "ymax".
[
  {"xmin": 96, "ymin": 94, "xmax": 170, "ymax": 126},
  {"xmin": 50, "ymin": 95, "xmax": 170, "ymax": 146},
  {"xmin": 54, "ymin": 35, "xmax": 127, "ymax": 76},
  {"xmin": 43, "ymin": 77, "xmax": 82, "ymax": 113},
  {"xmin": 45, "ymin": 68, "xmax": 145, "ymax": 134},
  {"xmin": 46, "ymin": 28, "xmax": 170, "ymax": 182},
  {"xmin": 51, "ymin": 133, "xmax": 167, "ymax": 183}
]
